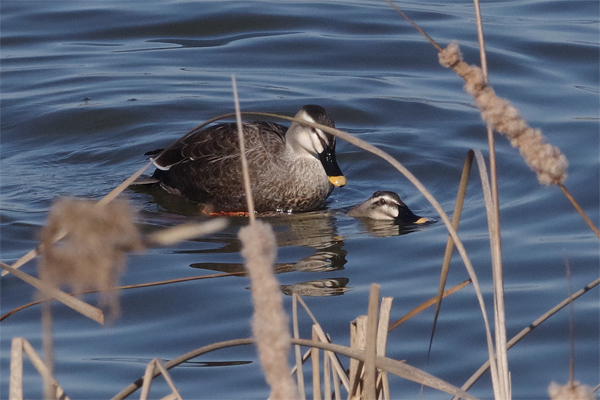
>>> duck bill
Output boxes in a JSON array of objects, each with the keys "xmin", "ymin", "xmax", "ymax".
[{"xmin": 318, "ymin": 148, "xmax": 346, "ymax": 187}]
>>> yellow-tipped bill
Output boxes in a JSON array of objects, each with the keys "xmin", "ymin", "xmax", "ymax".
[
  {"xmin": 318, "ymin": 147, "xmax": 345, "ymax": 188},
  {"xmin": 328, "ymin": 175, "xmax": 347, "ymax": 187}
]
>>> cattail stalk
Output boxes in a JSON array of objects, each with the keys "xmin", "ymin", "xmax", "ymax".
[{"xmin": 238, "ymin": 221, "xmax": 297, "ymax": 400}]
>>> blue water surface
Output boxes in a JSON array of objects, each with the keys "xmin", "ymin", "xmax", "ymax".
[{"xmin": 1, "ymin": 1, "xmax": 598, "ymax": 399}]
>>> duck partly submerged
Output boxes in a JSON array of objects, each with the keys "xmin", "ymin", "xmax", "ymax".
[
  {"xmin": 348, "ymin": 191, "xmax": 429, "ymax": 224},
  {"xmin": 145, "ymin": 105, "xmax": 346, "ymax": 214}
]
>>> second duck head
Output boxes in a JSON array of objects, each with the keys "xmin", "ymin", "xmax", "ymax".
[{"xmin": 348, "ymin": 191, "xmax": 429, "ymax": 224}]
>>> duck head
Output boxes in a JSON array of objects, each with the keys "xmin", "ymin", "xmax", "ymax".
[
  {"xmin": 286, "ymin": 105, "xmax": 346, "ymax": 187},
  {"xmin": 348, "ymin": 191, "xmax": 429, "ymax": 224}
]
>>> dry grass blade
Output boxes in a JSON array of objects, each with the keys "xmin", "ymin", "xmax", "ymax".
[
  {"xmin": 9, "ymin": 338, "xmax": 24, "ymax": 400},
  {"xmin": 376, "ymin": 298, "xmax": 393, "ymax": 357},
  {"xmin": 474, "ymin": 150, "xmax": 509, "ymax": 399},
  {"xmin": 1, "ymin": 161, "xmax": 152, "ymax": 277},
  {"xmin": 293, "ymin": 294, "xmax": 307, "ymax": 400},
  {"xmin": 41, "ymin": 301, "xmax": 55, "ymax": 400},
  {"xmin": 146, "ymin": 219, "xmax": 228, "ymax": 246},
  {"xmin": 389, "ymin": 279, "xmax": 471, "ymax": 332},
  {"xmin": 9, "ymin": 338, "xmax": 70, "ymax": 400},
  {"xmin": 564, "ymin": 257, "xmax": 576, "ymax": 385},
  {"xmin": 429, "ymin": 150, "xmax": 474, "ymax": 353},
  {"xmin": 350, "ymin": 316, "xmax": 367, "ymax": 398},
  {"xmin": 384, "ymin": 0, "xmax": 442, "ymax": 52},
  {"xmin": 113, "ymin": 337, "xmax": 479, "ymax": 400},
  {"xmin": 140, "ymin": 359, "xmax": 183, "ymax": 400},
  {"xmin": 376, "ymin": 298, "xmax": 393, "ymax": 400},
  {"xmin": 1, "ymin": 270, "xmax": 248, "ymax": 322},
  {"xmin": 294, "ymin": 295, "xmax": 351, "ymax": 391},
  {"xmin": 323, "ymin": 339, "xmax": 332, "ymax": 400},
  {"xmin": 364, "ymin": 284, "xmax": 381, "ymax": 400},
  {"xmin": 559, "ymin": 184, "xmax": 600, "ymax": 239},
  {"xmin": 312, "ymin": 326, "xmax": 322, "ymax": 400},
  {"xmin": 0, "ymin": 262, "xmax": 104, "ymax": 325},
  {"xmin": 232, "ymin": 75, "xmax": 256, "ymax": 223},
  {"xmin": 457, "ymin": 277, "xmax": 600, "ymax": 396}
]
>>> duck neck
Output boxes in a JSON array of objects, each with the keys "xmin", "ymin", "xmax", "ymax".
[{"xmin": 286, "ymin": 123, "xmax": 317, "ymax": 159}]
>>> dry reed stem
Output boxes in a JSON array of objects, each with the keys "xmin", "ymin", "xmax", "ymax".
[
  {"xmin": 41, "ymin": 300, "xmax": 55, "ymax": 400},
  {"xmin": 376, "ymin": 298, "xmax": 393, "ymax": 357},
  {"xmin": 2, "ymin": 258, "xmax": 239, "ymax": 322},
  {"xmin": 140, "ymin": 359, "xmax": 183, "ymax": 400},
  {"xmin": 293, "ymin": 294, "xmax": 307, "ymax": 400},
  {"xmin": 1, "ymin": 161, "xmax": 152, "ymax": 277},
  {"xmin": 388, "ymin": 279, "xmax": 471, "ymax": 332},
  {"xmin": 239, "ymin": 221, "xmax": 297, "ymax": 400},
  {"xmin": 363, "ymin": 284, "xmax": 381, "ymax": 400},
  {"xmin": 146, "ymin": 219, "xmax": 228, "ymax": 246},
  {"xmin": 363, "ymin": 283, "xmax": 380, "ymax": 400},
  {"xmin": 474, "ymin": 150, "xmax": 509, "ymax": 400},
  {"xmin": 323, "ymin": 340, "xmax": 333, "ymax": 400},
  {"xmin": 9, "ymin": 337, "xmax": 70, "ymax": 400},
  {"xmin": 9, "ymin": 338, "xmax": 23, "ymax": 400},
  {"xmin": 349, "ymin": 315, "xmax": 367, "ymax": 398},
  {"xmin": 429, "ymin": 150, "xmax": 474, "ymax": 353},
  {"xmin": 113, "ymin": 337, "xmax": 479, "ymax": 400},
  {"xmin": 312, "ymin": 327, "xmax": 322, "ymax": 400},
  {"xmin": 376, "ymin": 298, "xmax": 393, "ymax": 400},
  {"xmin": 294, "ymin": 294, "xmax": 351, "ymax": 391},
  {"xmin": 456, "ymin": 276, "xmax": 600, "ymax": 396},
  {"xmin": 470, "ymin": 8, "xmax": 506, "ymax": 395},
  {"xmin": 232, "ymin": 75, "xmax": 256, "ymax": 222},
  {"xmin": 0, "ymin": 261, "xmax": 104, "ymax": 324},
  {"xmin": 559, "ymin": 184, "xmax": 600, "ymax": 239},
  {"xmin": 333, "ymin": 356, "xmax": 343, "ymax": 400},
  {"xmin": 565, "ymin": 257, "xmax": 576, "ymax": 385}
]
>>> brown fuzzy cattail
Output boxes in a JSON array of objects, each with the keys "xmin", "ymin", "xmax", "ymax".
[
  {"xmin": 548, "ymin": 381, "xmax": 595, "ymax": 400},
  {"xmin": 38, "ymin": 198, "xmax": 143, "ymax": 319},
  {"xmin": 439, "ymin": 41, "xmax": 568, "ymax": 186},
  {"xmin": 238, "ymin": 220, "xmax": 297, "ymax": 400}
]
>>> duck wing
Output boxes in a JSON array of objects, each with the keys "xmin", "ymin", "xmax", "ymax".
[{"xmin": 151, "ymin": 121, "xmax": 286, "ymax": 170}]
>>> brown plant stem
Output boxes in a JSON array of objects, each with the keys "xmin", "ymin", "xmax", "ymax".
[{"xmin": 559, "ymin": 184, "xmax": 600, "ymax": 239}]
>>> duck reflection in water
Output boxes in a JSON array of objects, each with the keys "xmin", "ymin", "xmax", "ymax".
[
  {"xmin": 188, "ymin": 208, "xmax": 347, "ymax": 270},
  {"xmin": 135, "ymin": 188, "xmax": 429, "ymax": 296},
  {"xmin": 186, "ymin": 209, "xmax": 350, "ymax": 297}
]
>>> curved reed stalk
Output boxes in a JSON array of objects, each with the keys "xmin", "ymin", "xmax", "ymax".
[
  {"xmin": 232, "ymin": 75, "xmax": 256, "ymax": 223},
  {"xmin": 112, "ymin": 337, "xmax": 479, "ymax": 400},
  {"xmin": 178, "ymin": 110, "xmax": 499, "ymax": 398},
  {"xmin": 1, "ymin": 269, "xmax": 247, "ymax": 322},
  {"xmin": 428, "ymin": 151, "xmax": 474, "ymax": 353},
  {"xmin": 455, "ymin": 277, "xmax": 600, "ymax": 396},
  {"xmin": 473, "ymin": 150, "xmax": 509, "ymax": 399}
]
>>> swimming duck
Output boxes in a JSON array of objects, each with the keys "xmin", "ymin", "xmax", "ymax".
[
  {"xmin": 147, "ymin": 105, "xmax": 346, "ymax": 213},
  {"xmin": 348, "ymin": 191, "xmax": 429, "ymax": 224}
]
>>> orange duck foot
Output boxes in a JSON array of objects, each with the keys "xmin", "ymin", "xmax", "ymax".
[
  {"xmin": 200, "ymin": 205, "xmax": 250, "ymax": 217},
  {"xmin": 208, "ymin": 210, "xmax": 250, "ymax": 217}
]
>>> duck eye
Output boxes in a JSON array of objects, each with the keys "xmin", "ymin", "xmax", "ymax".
[{"xmin": 378, "ymin": 198, "xmax": 387, "ymax": 206}]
